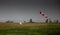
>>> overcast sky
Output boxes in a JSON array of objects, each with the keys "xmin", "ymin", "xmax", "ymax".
[{"xmin": 0, "ymin": 0, "xmax": 60, "ymax": 22}]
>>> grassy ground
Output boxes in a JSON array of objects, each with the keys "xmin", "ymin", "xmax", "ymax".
[{"xmin": 0, "ymin": 23, "xmax": 60, "ymax": 35}]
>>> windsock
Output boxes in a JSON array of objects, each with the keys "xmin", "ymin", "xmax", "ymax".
[{"xmin": 40, "ymin": 10, "xmax": 49, "ymax": 19}]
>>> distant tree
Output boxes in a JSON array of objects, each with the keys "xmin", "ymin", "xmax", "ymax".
[
  {"xmin": 49, "ymin": 19, "xmax": 52, "ymax": 23},
  {"xmin": 53, "ymin": 19, "xmax": 59, "ymax": 23},
  {"xmin": 5, "ymin": 20, "xmax": 14, "ymax": 23},
  {"xmin": 24, "ymin": 21, "xmax": 26, "ymax": 23},
  {"xmin": 10, "ymin": 21, "xmax": 14, "ymax": 23},
  {"xmin": 56, "ymin": 20, "xmax": 59, "ymax": 23},
  {"xmin": 45, "ymin": 19, "xmax": 48, "ymax": 23},
  {"xmin": 5, "ymin": 20, "xmax": 10, "ymax": 23},
  {"xmin": 29, "ymin": 19, "xmax": 33, "ymax": 23}
]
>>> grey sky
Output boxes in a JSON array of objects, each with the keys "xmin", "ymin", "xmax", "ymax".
[{"xmin": 0, "ymin": 0, "xmax": 60, "ymax": 22}]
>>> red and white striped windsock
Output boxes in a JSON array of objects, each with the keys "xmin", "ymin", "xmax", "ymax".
[{"xmin": 40, "ymin": 10, "xmax": 49, "ymax": 19}]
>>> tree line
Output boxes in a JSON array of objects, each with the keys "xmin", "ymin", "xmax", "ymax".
[{"xmin": 2, "ymin": 18, "xmax": 59, "ymax": 23}]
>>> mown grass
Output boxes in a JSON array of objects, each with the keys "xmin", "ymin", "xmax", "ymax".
[{"xmin": 0, "ymin": 23, "xmax": 60, "ymax": 35}]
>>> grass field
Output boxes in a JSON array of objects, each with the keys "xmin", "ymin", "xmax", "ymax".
[{"xmin": 0, "ymin": 23, "xmax": 60, "ymax": 35}]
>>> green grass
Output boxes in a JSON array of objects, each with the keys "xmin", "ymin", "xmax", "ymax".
[{"xmin": 0, "ymin": 24, "xmax": 60, "ymax": 35}]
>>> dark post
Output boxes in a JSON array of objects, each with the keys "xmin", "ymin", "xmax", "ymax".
[
  {"xmin": 45, "ymin": 19, "xmax": 48, "ymax": 23},
  {"xmin": 29, "ymin": 19, "xmax": 32, "ymax": 23}
]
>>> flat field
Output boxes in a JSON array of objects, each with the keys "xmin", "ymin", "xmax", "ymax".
[{"xmin": 0, "ymin": 23, "xmax": 60, "ymax": 35}]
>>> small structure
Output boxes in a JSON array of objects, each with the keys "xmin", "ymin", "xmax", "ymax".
[{"xmin": 20, "ymin": 22, "xmax": 22, "ymax": 24}]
